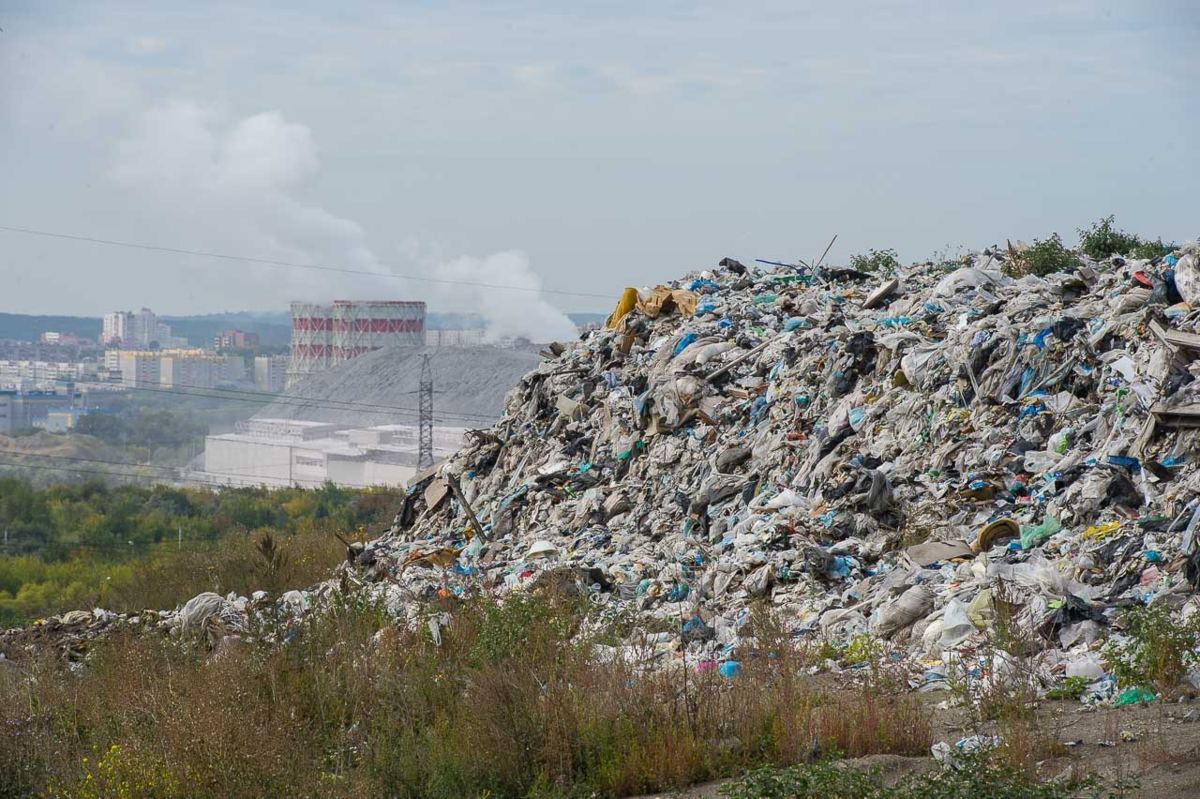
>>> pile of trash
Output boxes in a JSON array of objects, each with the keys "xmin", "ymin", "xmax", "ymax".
[
  {"xmin": 361, "ymin": 241, "xmax": 1200, "ymax": 692},
  {"xmin": 9, "ymin": 240, "xmax": 1200, "ymax": 703},
  {"xmin": 0, "ymin": 589, "xmax": 321, "ymax": 664}
]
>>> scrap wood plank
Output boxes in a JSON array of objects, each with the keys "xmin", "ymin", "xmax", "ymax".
[
  {"xmin": 1131, "ymin": 415, "xmax": 1157, "ymax": 459},
  {"xmin": 707, "ymin": 331, "xmax": 792, "ymax": 383},
  {"xmin": 1151, "ymin": 402, "xmax": 1200, "ymax": 428},
  {"xmin": 1150, "ymin": 320, "xmax": 1200, "ymax": 356},
  {"xmin": 447, "ymin": 475, "xmax": 491, "ymax": 542}
]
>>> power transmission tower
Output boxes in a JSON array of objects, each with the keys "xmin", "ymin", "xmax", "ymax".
[{"xmin": 418, "ymin": 354, "xmax": 434, "ymax": 470}]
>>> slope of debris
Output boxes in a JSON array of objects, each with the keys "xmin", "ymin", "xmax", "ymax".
[
  {"xmin": 255, "ymin": 344, "xmax": 543, "ymax": 426},
  {"xmin": 368, "ymin": 243, "xmax": 1200, "ymax": 693},
  {"xmin": 9, "ymin": 242, "xmax": 1200, "ymax": 705}
]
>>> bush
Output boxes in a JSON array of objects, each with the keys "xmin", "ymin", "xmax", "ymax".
[
  {"xmin": 0, "ymin": 478, "xmax": 397, "ymax": 624},
  {"xmin": 1130, "ymin": 237, "xmax": 1178, "ymax": 261},
  {"xmin": 1005, "ymin": 234, "xmax": 1078, "ymax": 278},
  {"xmin": 1101, "ymin": 602, "xmax": 1200, "ymax": 695},
  {"xmin": 849, "ymin": 249, "xmax": 901, "ymax": 275},
  {"xmin": 1078, "ymin": 215, "xmax": 1142, "ymax": 259}
]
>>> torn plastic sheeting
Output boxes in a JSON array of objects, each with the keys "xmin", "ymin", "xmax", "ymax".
[{"xmin": 605, "ymin": 287, "xmax": 639, "ymax": 329}]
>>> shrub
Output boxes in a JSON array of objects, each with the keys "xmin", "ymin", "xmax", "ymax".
[
  {"xmin": 1044, "ymin": 675, "xmax": 1089, "ymax": 701},
  {"xmin": 1078, "ymin": 215, "xmax": 1142, "ymax": 259},
  {"xmin": 52, "ymin": 744, "xmax": 186, "ymax": 798},
  {"xmin": 1101, "ymin": 602, "xmax": 1200, "ymax": 695},
  {"xmin": 1130, "ymin": 238, "xmax": 1178, "ymax": 261},
  {"xmin": 849, "ymin": 249, "xmax": 901, "ymax": 275},
  {"xmin": 1005, "ymin": 234, "xmax": 1078, "ymax": 278}
]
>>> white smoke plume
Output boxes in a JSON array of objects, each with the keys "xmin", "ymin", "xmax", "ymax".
[
  {"xmin": 109, "ymin": 101, "xmax": 577, "ymax": 341},
  {"xmin": 434, "ymin": 251, "xmax": 580, "ymax": 342},
  {"xmin": 110, "ymin": 101, "xmax": 392, "ymax": 305}
]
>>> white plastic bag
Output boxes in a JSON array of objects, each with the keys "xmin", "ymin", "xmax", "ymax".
[{"xmin": 939, "ymin": 599, "xmax": 976, "ymax": 648}]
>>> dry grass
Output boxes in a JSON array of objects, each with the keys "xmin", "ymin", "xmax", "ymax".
[
  {"xmin": 103, "ymin": 529, "xmax": 346, "ymax": 612},
  {"xmin": 0, "ymin": 593, "xmax": 934, "ymax": 797}
]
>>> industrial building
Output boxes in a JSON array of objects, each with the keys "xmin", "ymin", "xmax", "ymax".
[
  {"xmin": 426, "ymin": 329, "xmax": 486, "ymax": 347},
  {"xmin": 0, "ymin": 389, "xmax": 84, "ymax": 434},
  {"xmin": 286, "ymin": 300, "xmax": 426, "ymax": 388},
  {"xmin": 201, "ymin": 417, "xmax": 465, "ymax": 488},
  {"xmin": 33, "ymin": 408, "xmax": 90, "ymax": 433}
]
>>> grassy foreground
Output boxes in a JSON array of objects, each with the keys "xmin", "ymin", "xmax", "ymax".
[{"xmin": 1, "ymin": 592, "xmax": 937, "ymax": 798}]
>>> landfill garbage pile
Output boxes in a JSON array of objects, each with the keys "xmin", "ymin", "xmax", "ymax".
[
  {"xmin": 0, "ymin": 588, "xmax": 320, "ymax": 666},
  {"xmin": 357, "ymin": 241, "xmax": 1200, "ymax": 695},
  {"xmin": 8, "ymin": 241, "xmax": 1200, "ymax": 706}
]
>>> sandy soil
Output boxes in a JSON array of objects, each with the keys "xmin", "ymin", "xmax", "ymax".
[{"xmin": 634, "ymin": 696, "xmax": 1200, "ymax": 798}]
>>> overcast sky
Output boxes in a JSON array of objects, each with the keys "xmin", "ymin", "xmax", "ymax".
[{"xmin": 1, "ymin": 2, "xmax": 1197, "ymax": 335}]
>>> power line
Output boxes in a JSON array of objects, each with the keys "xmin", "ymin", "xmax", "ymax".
[
  {"xmin": 98, "ymin": 378, "xmax": 503, "ymax": 423},
  {"xmin": 0, "ymin": 452, "xmax": 338, "ymax": 488},
  {"xmin": 0, "ymin": 457, "xmax": 255, "ymax": 489},
  {"xmin": 0, "ymin": 448, "xmax": 296, "ymax": 480},
  {"xmin": 0, "ymin": 223, "xmax": 615, "ymax": 300}
]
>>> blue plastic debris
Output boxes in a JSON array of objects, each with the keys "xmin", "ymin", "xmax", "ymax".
[
  {"xmin": 1108, "ymin": 455, "xmax": 1141, "ymax": 473},
  {"xmin": 673, "ymin": 333, "xmax": 699, "ymax": 357},
  {"xmin": 667, "ymin": 583, "xmax": 690, "ymax": 602}
]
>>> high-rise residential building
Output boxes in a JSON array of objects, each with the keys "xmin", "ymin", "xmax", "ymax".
[
  {"xmin": 160, "ymin": 352, "xmax": 214, "ymax": 389},
  {"xmin": 102, "ymin": 309, "xmax": 187, "ymax": 349},
  {"xmin": 116, "ymin": 351, "xmax": 161, "ymax": 388},
  {"xmin": 110, "ymin": 349, "xmax": 245, "ymax": 390},
  {"xmin": 102, "ymin": 312, "xmax": 135, "ymax": 347},
  {"xmin": 254, "ymin": 355, "xmax": 288, "ymax": 393}
]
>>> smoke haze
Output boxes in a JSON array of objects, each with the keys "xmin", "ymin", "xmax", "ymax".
[{"xmin": 108, "ymin": 102, "xmax": 577, "ymax": 342}]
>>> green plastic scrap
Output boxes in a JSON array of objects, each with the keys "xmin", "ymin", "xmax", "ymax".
[
  {"xmin": 1113, "ymin": 687, "xmax": 1156, "ymax": 707},
  {"xmin": 1019, "ymin": 513, "xmax": 1062, "ymax": 549}
]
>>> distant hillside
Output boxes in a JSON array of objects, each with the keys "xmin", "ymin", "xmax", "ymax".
[
  {"xmin": 160, "ymin": 316, "xmax": 291, "ymax": 347},
  {"xmin": 0, "ymin": 312, "xmax": 290, "ymax": 347},
  {"xmin": 0, "ymin": 313, "xmax": 102, "ymax": 341}
]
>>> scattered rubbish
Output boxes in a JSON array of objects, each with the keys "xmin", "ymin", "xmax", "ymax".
[{"xmin": 1113, "ymin": 688, "xmax": 1156, "ymax": 707}]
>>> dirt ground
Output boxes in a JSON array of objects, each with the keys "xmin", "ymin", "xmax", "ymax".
[{"xmin": 635, "ymin": 696, "xmax": 1200, "ymax": 798}]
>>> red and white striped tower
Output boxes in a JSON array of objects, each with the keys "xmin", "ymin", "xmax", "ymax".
[
  {"xmin": 286, "ymin": 301, "xmax": 333, "ymax": 388},
  {"xmin": 331, "ymin": 301, "xmax": 426, "ymax": 366}
]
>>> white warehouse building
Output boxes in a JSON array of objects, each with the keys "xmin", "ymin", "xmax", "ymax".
[{"xmin": 200, "ymin": 418, "xmax": 467, "ymax": 488}]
